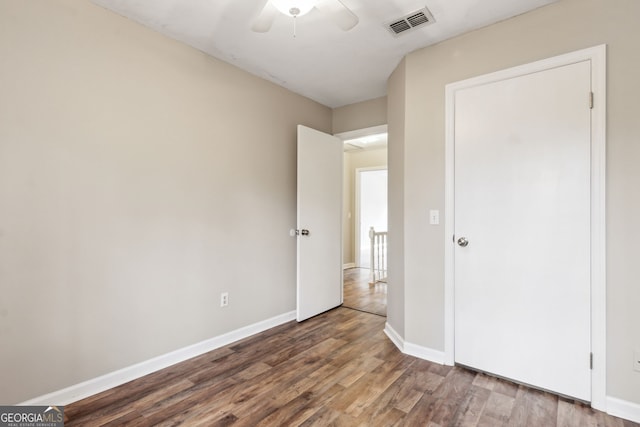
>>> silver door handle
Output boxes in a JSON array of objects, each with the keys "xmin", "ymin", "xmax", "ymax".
[
  {"xmin": 457, "ymin": 237, "xmax": 469, "ymax": 247},
  {"xmin": 301, "ymin": 229, "xmax": 310, "ymax": 236}
]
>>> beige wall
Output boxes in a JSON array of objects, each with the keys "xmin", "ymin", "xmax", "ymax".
[
  {"xmin": 0, "ymin": 0, "xmax": 331, "ymax": 404},
  {"xmin": 387, "ymin": 0, "xmax": 640, "ymax": 404},
  {"xmin": 342, "ymin": 149, "xmax": 387, "ymax": 266},
  {"xmin": 332, "ymin": 97, "xmax": 387, "ymax": 135}
]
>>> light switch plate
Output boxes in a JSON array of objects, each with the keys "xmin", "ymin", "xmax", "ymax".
[{"xmin": 429, "ymin": 210, "xmax": 440, "ymax": 225}]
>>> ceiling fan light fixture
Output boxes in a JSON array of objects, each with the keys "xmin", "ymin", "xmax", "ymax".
[{"xmin": 271, "ymin": 0, "xmax": 315, "ymax": 17}]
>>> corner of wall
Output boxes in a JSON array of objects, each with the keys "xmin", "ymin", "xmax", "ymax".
[{"xmin": 385, "ymin": 58, "xmax": 407, "ymax": 338}]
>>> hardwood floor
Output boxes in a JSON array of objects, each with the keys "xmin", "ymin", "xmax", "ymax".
[
  {"xmin": 343, "ymin": 267, "xmax": 386, "ymax": 316},
  {"xmin": 65, "ymin": 308, "xmax": 637, "ymax": 426}
]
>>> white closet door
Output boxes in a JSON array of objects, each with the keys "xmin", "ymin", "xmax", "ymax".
[{"xmin": 454, "ymin": 60, "xmax": 592, "ymax": 401}]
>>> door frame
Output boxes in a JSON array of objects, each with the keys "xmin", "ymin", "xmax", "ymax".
[
  {"xmin": 355, "ymin": 166, "xmax": 388, "ymax": 268},
  {"xmin": 444, "ymin": 45, "xmax": 607, "ymax": 409}
]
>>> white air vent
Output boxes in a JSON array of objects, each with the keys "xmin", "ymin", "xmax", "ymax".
[{"xmin": 386, "ymin": 7, "xmax": 435, "ymax": 36}]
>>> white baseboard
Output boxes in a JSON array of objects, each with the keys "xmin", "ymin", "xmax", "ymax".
[
  {"xmin": 343, "ymin": 263, "xmax": 356, "ymax": 269},
  {"xmin": 20, "ymin": 310, "xmax": 297, "ymax": 406},
  {"xmin": 383, "ymin": 322, "xmax": 404, "ymax": 351},
  {"xmin": 607, "ymin": 396, "xmax": 640, "ymax": 424},
  {"xmin": 403, "ymin": 342, "xmax": 446, "ymax": 364},
  {"xmin": 384, "ymin": 322, "xmax": 445, "ymax": 365}
]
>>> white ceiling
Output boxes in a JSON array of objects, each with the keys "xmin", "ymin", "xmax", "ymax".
[{"xmin": 91, "ymin": 0, "xmax": 558, "ymax": 108}]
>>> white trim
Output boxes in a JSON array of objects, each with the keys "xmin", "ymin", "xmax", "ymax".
[
  {"xmin": 444, "ymin": 71, "xmax": 456, "ymax": 365},
  {"xmin": 334, "ymin": 124, "xmax": 388, "ymax": 142},
  {"xmin": 343, "ymin": 262, "xmax": 356, "ymax": 269},
  {"xmin": 384, "ymin": 322, "xmax": 446, "ymax": 365},
  {"xmin": 607, "ymin": 397, "xmax": 640, "ymax": 424},
  {"xmin": 444, "ymin": 45, "xmax": 607, "ymax": 406},
  {"xmin": 403, "ymin": 342, "xmax": 446, "ymax": 365},
  {"xmin": 384, "ymin": 322, "xmax": 404, "ymax": 350},
  {"xmin": 20, "ymin": 311, "xmax": 297, "ymax": 406},
  {"xmin": 588, "ymin": 44, "xmax": 607, "ymax": 412}
]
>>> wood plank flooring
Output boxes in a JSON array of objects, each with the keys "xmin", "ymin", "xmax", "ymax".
[
  {"xmin": 64, "ymin": 307, "xmax": 637, "ymax": 426},
  {"xmin": 343, "ymin": 267, "xmax": 386, "ymax": 317}
]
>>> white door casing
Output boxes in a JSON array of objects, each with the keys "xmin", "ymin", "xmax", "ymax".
[
  {"xmin": 355, "ymin": 167, "xmax": 388, "ymax": 268},
  {"xmin": 297, "ymin": 125, "xmax": 343, "ymax": 322},
  {"xmin": 444, "ymin": 45, "xmax": 606, "ymax": 408}
]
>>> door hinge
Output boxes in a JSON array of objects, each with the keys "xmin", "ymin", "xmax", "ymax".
[
  {"xmin": 590, "ymin": 352, "xmax": 593, "ymax": 370},
  {"xmin": 589, "ymin": 92, "xmax": 594, "ymax": 109}
]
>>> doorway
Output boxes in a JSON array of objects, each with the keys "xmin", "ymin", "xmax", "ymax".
[{"xmin": 338, "ymin": 125, "xmax": 388, "ymax": 316}]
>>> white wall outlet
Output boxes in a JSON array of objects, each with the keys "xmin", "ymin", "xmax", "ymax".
[
  {"xmin": 220, "ymin": 292, "xmax": 229, "ymax": 307},
  {"xmin": 634, "ymin": 350, "xmax": 640, "ymax": 372}
]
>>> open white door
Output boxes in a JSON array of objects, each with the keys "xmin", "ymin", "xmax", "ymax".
[{"xmin": 297, "ymin": 125, "xmax": 343, "ymax": 322}]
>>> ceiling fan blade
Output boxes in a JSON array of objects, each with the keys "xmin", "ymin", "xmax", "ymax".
[
  {"xmin": 251, "ymin": 0, "xmax": 279, "ymax": 33},
  {"xmin": 315, "ymin": 0, "xmax": 359, "ymax": 31}
]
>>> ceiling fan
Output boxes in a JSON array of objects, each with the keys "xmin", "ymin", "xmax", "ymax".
[{"xmin": 251, "ymin": 0, "xmax": 359, "ymax": 33}]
